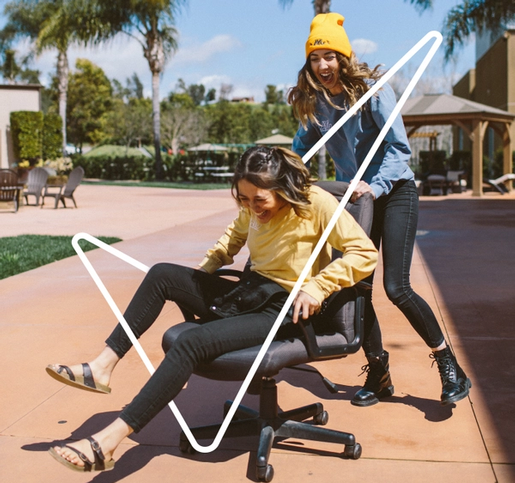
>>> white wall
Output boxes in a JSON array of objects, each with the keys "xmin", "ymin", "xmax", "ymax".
[{"xmin": 0, "ymin": 85, "xmax": 42, "ymax": 169}]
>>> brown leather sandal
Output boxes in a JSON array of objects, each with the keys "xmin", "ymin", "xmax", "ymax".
[
  {"xmin": 46, "ymin": 363, "xmax": 111, "ymax": 394},
  {"xmin": 49, "ymin": 436, "xmax": 115, "ymax": 472}
]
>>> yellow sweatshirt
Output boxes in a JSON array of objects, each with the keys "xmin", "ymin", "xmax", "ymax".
[{"xmin": 199, "ymin": 185, "xmax": 378, "ymax": 304}]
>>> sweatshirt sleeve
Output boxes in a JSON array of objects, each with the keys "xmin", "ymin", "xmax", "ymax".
[
  {"xmin": 198, "ymin": 208, "xmax": 249, "ymax": 274},
  {"xmin": 300, "ymin": 193, "xmax": 378, "ymax": 303},
  {"xmin": 292, "ymin": 121, "xmax": 321, "ymax": 162}
]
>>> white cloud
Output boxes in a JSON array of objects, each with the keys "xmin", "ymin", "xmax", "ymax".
[
  {"xmin": 172, "ymin": 34, "xmax": 242, "ymax": 65},
  {"xmin": 352, "ymin": 38, "xmax": 379, "ymax": 56},
  {"xmin": 199, "ymin": 74, "xmax": 232, "ymax": 90}
]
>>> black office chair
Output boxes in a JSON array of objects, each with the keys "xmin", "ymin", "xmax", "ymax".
[{"xmin": 162, "ymin": 182, "xmax": 373, "ymax": 482}]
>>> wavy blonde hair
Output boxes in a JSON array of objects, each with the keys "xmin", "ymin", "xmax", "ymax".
[
  {"xmin": 232, "ymin": 146, "xmax": 314, "ymax": 219},
  {"xmin": 288, "ymin": 52, "xmax": 383, "ymax": 128}
]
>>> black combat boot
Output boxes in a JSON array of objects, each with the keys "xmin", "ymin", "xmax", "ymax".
[
  {"xmin": 351, "ymin": 350, "xmax": 394, "ymax": 407},
  {"xmin": 431, "ymin": 346, "xmax": 471, "ymax": 405}
]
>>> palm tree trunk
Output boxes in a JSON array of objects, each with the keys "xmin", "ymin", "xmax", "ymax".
[
  {"xmin": 151, "ymin": 69, "xmax": 164, "ymax": 179},
  {"xmin": 314, "ymin": 0, "xmax": 331, "ymax": 178},
  {"xmin": 318, "ymin": 145, "xmax": 327, "ymax": 179},
  {"xmin": 314, "ymin": 0, "xmax": 331, "ymax": 14},
  {"xmin": 56, "ymin": 49, "xmax": 68, "ymax": 155}
]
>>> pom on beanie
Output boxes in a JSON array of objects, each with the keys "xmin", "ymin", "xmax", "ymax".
[{"xmin": 305, "ymin": 13, "xmax": 352, "ymax": 58}]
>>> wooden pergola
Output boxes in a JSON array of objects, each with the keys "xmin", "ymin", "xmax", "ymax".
[{"xmin": 401, "ymin": 94, "xmax": 515, "ymax": 196}]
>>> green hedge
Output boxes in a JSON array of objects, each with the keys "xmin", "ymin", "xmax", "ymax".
[
  {"xmin": 10, "ymin": 110, "xmax": 43, "ymax": 164},
  {"xmin": 42, "ymin": 113, "xmax": 63, "ymax": 160},
  {"xmin": 10, "ymin": 111, "xmax": 64, "ymax": 163},
  {"xmin": 73, "ymin": 154, "xmax": 155, "ymax": 180}
]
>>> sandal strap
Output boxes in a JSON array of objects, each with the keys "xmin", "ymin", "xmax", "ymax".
[
  {"xmin": 56, "ymin": 365, "xmax": 75, "ymax": 382},
  {"xmin": 87, "ymin": 436, "xmax": 106, "ymax": 470},
  {"xmin": 81, "ymin": 363, "xmax": 96, "ymax": 389},
  {"xmin": 63, "ymin": 444, "xmax": 94, "ymax": 471}
]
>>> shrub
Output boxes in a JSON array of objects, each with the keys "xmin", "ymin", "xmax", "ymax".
[
  {"xmin": 73, "ymin": 154, "xmax": 155, "ymax": 180},
  {"xmin": 10, "ymin": 110, "xmax": 44, "ymax": 165},
  {"xmin": 42, "ymin": 113, "xmax": 63, "ymax": 160}
]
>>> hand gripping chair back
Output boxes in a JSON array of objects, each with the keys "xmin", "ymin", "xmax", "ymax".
[{"xmin": 162, "ymin": 181, "xmax": 373, "ymax": 482}]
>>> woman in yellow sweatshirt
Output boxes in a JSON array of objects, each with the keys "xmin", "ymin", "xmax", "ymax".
[{"xmin": 46, "ymin": 146, "xmax": 377, "ymax": 473}]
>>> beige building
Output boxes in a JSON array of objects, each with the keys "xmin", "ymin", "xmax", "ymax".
[
  {"xmin": 453, "ymin": 26, "xmax": 515, "ymax": 184},
  {"xmin": 0, "ymin": 84, "xmax": 42, "ymax": 169}
]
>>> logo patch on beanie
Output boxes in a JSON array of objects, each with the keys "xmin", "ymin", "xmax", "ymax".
[{"xmin": 313, "ymin": 39, "xmax": 328, "ymax": 46}]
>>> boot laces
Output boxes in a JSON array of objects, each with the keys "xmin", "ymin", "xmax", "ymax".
[
  {"xmin": 430, "ymin": 353, "xmax": 455, "ymax": 381},
  {"xmin": 358, "ymin": 363, "xmax": 383, "ymax": 388}
]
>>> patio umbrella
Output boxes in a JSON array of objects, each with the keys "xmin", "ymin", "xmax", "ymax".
[
  {"xmin": 254, "ymin": 134, "xmax": 293, "ymax": 146},
  {"xmin": 187, "ymin": 143, "xmax": 228, "ymax": 152}
]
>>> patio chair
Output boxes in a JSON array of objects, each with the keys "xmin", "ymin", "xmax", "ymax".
[
  {"xmin": 483, "ymin": 173, "xmax": 515, "ymax": 195},
  {"xmin": 41, "ymin": 166, "xmax": 84, "ymax": 209},
  {"xmin": 162, "ymin": 182, "xmax": 373, "ymax": 482},
  {"xmin": 0, "ymin": 169, "xmax": 21, "ymax": 213},
  {"xmin": 425, "ymin": 174, "xmax": 447, "ymax": 196},
  {"xmin": 23, "ymin": 167, "xmax": 48, "ymax": 206},
  {"xmin": 446, "ymin": 170, "xmax": 467, "ymax": 193}
]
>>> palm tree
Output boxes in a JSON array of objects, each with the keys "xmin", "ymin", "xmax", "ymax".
[
  {"xmin": 1, "ymin": 0, "xmax": 79, "ymax": 155},
  {"xmin": 279, "ymin": 0, "xmax": 331, "ymax": 179},
  {"xmin": 79, "ymin": 0, "xmax": 186, "ymax": 180},
  {"xmin": 407, "ymin": 0, "xmax": 515, "ymax": 59},
  {"xmin": 279, "ymin": 0, "xmax": 331, "ymax": 14}
]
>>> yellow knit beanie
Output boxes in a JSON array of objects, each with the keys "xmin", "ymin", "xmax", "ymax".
[{"xmin": 305, "ymin": 13, "xmax": 352, "ymax": 58}]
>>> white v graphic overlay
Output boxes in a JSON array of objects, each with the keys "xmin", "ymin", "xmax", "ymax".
[{"xmin": 71, "ymin": 30, "xmax": 442, "ymax": 454}]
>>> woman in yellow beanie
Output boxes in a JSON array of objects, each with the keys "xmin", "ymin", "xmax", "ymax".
[{"xmin": 289, "ymin": 13, "xmax": 471, "ymax": 408}]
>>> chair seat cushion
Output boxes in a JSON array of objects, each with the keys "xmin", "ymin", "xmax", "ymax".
[{"xmin": 162, "ymin": 322, "xmax": 348, "ymax": 381}]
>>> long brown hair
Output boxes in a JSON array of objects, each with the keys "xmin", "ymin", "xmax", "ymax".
[
  {"xmin": 232, "ymin": 146, "xmax": 314, "ymax": 219},
  {"xmin": 288, "ymin": 51, "xmax": 383, "ymax": 128}
]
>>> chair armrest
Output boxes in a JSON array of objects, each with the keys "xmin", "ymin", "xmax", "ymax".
[{"xmin": 297, "ymin": 289, "xmax": 365, "ymax": 361}]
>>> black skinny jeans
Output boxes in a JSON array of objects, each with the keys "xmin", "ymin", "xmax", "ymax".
[
  {"xmin": 105, "ymin": 263, "xmax": 290, "ymax": 433},
  {"xmin": 363, "ymin": 180, "xmax": 445, "ymax": 355}
]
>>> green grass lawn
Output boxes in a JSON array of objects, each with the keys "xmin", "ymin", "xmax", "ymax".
[
  {"xmin": 0, "ymin": 235, "xmax": 122, "ymax": 280},
  {"xmin": 82, "ymin": 179, "xmax": 232, "ymax": 190}
]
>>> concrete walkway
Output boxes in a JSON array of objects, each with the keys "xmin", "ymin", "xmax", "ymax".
[{"xmin": 1, "ymin": 184, "xmax": 514, "ymax": 482}]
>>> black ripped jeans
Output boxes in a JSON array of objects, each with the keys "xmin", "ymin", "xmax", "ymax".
[
  {"xmin": 105, "ymin": 263, "xmax": 290, "ymax": 433},
  {"xmin": 363, "ymin": 180, "xmax": 445, "ymax": 355}
]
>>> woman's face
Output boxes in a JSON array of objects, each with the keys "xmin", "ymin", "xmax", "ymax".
[
  {"xmin": 309, "ymin": 49, "xmax": 343, "ymax": 95},
  {"xmin": 237, "ymin": 179, "xmax": 288, "ymax": 224}
]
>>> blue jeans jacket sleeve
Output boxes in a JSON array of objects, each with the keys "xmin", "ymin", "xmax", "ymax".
[{"xmin": 366, "ymin": 85, "xmax": 413, "ymax": 199}]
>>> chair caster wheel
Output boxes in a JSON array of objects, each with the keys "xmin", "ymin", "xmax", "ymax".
[
  {"xmin": 343, "ymin": 442, "xmax": 362, "ymax": 459},
  {"xmin": 179, "ymin": 437, "xmax": 197, "ymax": 455},
  {"xmin": 256, "ymin": 464, "xmax": 274, "ymax": 482},
  {"xmin": 313, "ymin": 410, "xmax": 329, "ymax": 425}
]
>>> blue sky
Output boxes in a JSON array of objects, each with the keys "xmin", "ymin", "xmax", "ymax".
[{"xmin": 2, "ymin": 0, "xmax": 476, "ymax": 101}]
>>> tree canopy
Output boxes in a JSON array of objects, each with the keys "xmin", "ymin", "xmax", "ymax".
[{"xmin": 408, "ymin": 0, "xmax": 515, "ymax": 59}]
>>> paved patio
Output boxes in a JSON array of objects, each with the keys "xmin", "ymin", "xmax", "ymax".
[{"xmin": 1, "ymin": 184, "xmax": 514, "ymax": 482}]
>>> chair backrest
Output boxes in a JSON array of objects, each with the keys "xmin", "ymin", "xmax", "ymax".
[
  {"xmin": 63, "ymin": 166, "xmax": 84, "ymax": 196},
  {"xmin": 303, "ymin": 181, "xmax": 374, "ymax": 359},
  {"xmin": 26, "ymin": 167, "xmax": 48, "ymax": 192},
  {"xmin": 0, "ymin": 169, "xmax": 19, "ymax": 202}
]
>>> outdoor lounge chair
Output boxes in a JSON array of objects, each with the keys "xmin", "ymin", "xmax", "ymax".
[
  {"xmin": 162, "ymin": 182, "xmax": 373, "ymax": 482},
  {"xmin": 0, "ymin": 169, "xmax": 21, "ymax": 213},
  {"xmin": 23, "ymin": 167, "xmax": 48, "ymax": 206},
  {"xmin": 483, "ymin": 173, "xmax": 515, "ymax": 195},
  {"xmin": 41, "ymin": 166, "xmax": 84, "ymax": 209}
]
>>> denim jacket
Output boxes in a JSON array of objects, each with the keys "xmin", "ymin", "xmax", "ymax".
[
  {"xmin": 209, "ymin": 271, "xmax": 288, "ymax": 318},
  {"xmin": 292, "ymin": 83, "xmax": 414, "ymax": 199}
]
